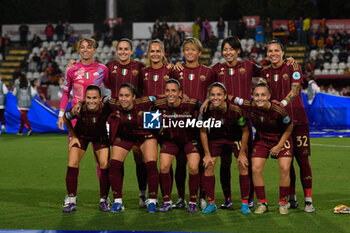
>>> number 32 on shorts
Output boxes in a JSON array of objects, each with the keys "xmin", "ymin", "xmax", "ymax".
[{"xmin": 296, "ymin": 136, "xmax": 308, "ymax": 147}]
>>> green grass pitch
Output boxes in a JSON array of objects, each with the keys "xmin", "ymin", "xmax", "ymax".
[{"xmin": 0, "ymin": 134, "xmax": 350, "ymax": 232}]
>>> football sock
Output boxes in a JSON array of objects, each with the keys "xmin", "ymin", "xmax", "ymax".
[
  {"xmin": 298, "ymin": 157, "xmax": 312, "ymax": 197},
  {"xmin": 220, "ymin": 161, "xmax": 232, "ymax": 200},
  {"xmin": 145, "ymin": 161, "xmax": 159, "ymax": 199},
  {"xmin": 202, "ymin": 175, "xmax": 215, "ymax": 203},
  {"xmin": 99, "ymin": 168, "xmax": 109, "ymax": 199},
  {"xmin": 109, "ymin": 159, "xmax": 124, "ymax": 199},
  {"xmin": 239, "ymin": 174, "xmax": 250, "ymax": 203},
  {"xmin": 160, "ymin": 172, "xmax": 172, "ymax": 202},
  {"xmin": 254, "ymin": 186, "xmax": 266, "ymax": 203},
  {"xmin": 279, "ymin": 186, "xmax": 289, "ymax": 205},
  {"xmin": 136, "ymin": 162, "xmax": 147, "ymax": 191},
  {"xmin": 289, "ymin": 163, "xmax": 296, "ymax": 195},
  {"xmin": 189, "ymin": 173, "xmax": 200, "ymax": 203},
  {"xmin": 66, "ymin": 166, "xmax": 79, "ymax": 197},
  {"xmin": 175, "ymin": 160, "xmax": 186, "ymax": 199}
]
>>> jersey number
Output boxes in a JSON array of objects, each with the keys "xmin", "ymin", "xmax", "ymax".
[
  {"xmin": 296, "ymin": 136, "xmax": 308, "ymax": 147},
  {"xmin": 283, "ymin": 140, "xmax": 291, "ymax": 149}
]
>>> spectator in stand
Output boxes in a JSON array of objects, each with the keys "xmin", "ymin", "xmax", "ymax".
[
  {"xmin": 101, "ymin": 20, "xmax": 111, "ymax": 41},
  {"xmin": 217, "ymin": 17, "xmax": 226, "ymax": 40},
  {"xmin": 201, "ymin": 19, "xmax": 211, "ymax": 45},
  {"xmin": 288, "ymin": 19, "xmax": 296, "ymax": 43},
  {"xmin": 208, "ymin": 32, "xmax": 218, "ymax": 57},
  {"xmin": 317, "ymin": 36, "xmax": 324, "ymax": 48},
  {"xmin": 305, "ymin": 76, "xmax": 320, "ymax": 105},
  {"xmin": 67, "ymin": 33, "xmax": 78, "ymax": 47},
  {"xmin": 0, "ymin": 73, "xmax": 8, "ymax": 134},
  {"xmin": 19, "ymin": 22, "xmax": 29, "ymax": 47},
  {"xmin": 161, "ymin": 20, "xmax": 170, "ymax": 39},
  {"xmin": 255, "ymin": 24, "xmax": 264, "ymax": 43},
  {"xmin": 325, "ymin": 34, "xmax": 334, "ymax": 49},
  {"xmin": 340, "ymin": 31, "xmax": 349, "ymax": 48},
  {"xmin": 64, "ymin": 20, "xmax": 74, "ymax": 41},
  {"xmin": 340, "ymin": 85, "xmax": 350, "ymax": 96},
  {"xmin": 344, "ymin": 66, "xmax": 350, "ymax": 75},
  {"xmin": 237, "ymin": 19, "xmax": 247, "ymax": 39},
  {"xmin": 40, "ymin": 70, "xmax": 51, "ymax": 86},
  {"xmin": 314, "ymin": 53, "xmax": 324, "ymax": 70},
  {"xmin": 197, "ymin": 16, "xmax": 203, "ymax": 34},
  {"xmin": 28, "ymin": 58, "xmax": 38, "ymax": 72},
  {"xmin": 296, "ymin": 16, "xmax": 304, "ymax": 44},
  {"xmin": 308, "ymin": 28, "xmax": 319, "ymax": 50},
  {"xmin": 0, "ymin": 34, "xmax": 10, "ymax": 60},
  {"xmin": 31, "ymin": 34, "xmax": 42, "ymax": 48},
  {"xmin": 49, "ymin": 45, "xmax": 57, "ymax": 58},
  {"xmin": 304, "ymin": 59, "xmax": 314, "ymax": 77},
  {"xmin": 135, "ymin": 43, "xmax": 144, "ymax": 59},
  {"xmin": 152, "ymin": 27, "xmax": 161, "ymax": 40},
  {"xmin": 153, "ymin": 19, "xmax": 161, "ymax": 37},
  {"xmin": 177, "ymin": 27, "xmax": 185, "ymax": 46},
  {"xmin": 333, "ymin": 33, "xmax": 342, "ymax": 50},
  {"xmin": 171, "ymin": 27, "xmax": 181, "ymax": 58},
  {"xmin": 303, "ymin": 16, "xmax": 311, "ymax": 44},
  {"xmin": 327, "ymin": 84, "xmax": 340, "ymax": 96},
  {"xmin": 112, "ymin": 18, "xmax": 123, "ymax": 41},
  {"xmin": 323, "ymin": 48, "xmax": 333, "ymax": 63},
  {"xmin": 192, "ymin": 19, "xmax": 201, "ymax": 40},
  {"xmin": 13, "ymin": 73, "xmax": 36, "ymax": 136},
  {"xmin": 264, "ymin": 17, "xmax": 273, "ymax": 43},
  {"xmin": 40, "ymin": 47, "xmax": 49, "ymax": 60},
  {"xmin": 45, "ymin": 22, "xmax": 55, "ymax": 42},
  {"xmin": 338, "ymin": 48, "xmax": 348, "ymax": 63},
  {"xmin": 55, "ymin": 21, "xmax": 65, "ymax": 42}
]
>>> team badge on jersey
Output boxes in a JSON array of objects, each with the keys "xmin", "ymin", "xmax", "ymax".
[
  {"xmin": 163, "ymin": 75, "xmax": 170, "ymax": 80},
  {"xmin": 283, "ymin": 73, "xmax": 289, "ymax": 80},
  {"xmin": 189, "ymin": 74, "xmax": 195, "ymax": 80},
  {"xmin": 239, "ymin": 68, "xmax": 246, "ymax": 74},
  {"xmin": 153, "ymin": 75, "xmax": 159, "ymax": 81},
  {"xmin": 132, "ymin": 70, "xmax": 139, "ymax": 75},
  {"xmin": 92, "ymin": 117, "xmax": 96, "ymax": 123},
  {"xmin": 126, "ymin": 113, "xmax": 132, "ymax": 120},
  {"xmin": 273, "ymin": 74, "xmax": 279, "ymax": 82},
  {"xmin": 122, "ymin": 69, "xmax": 128, "ymax": 75},
  {"xmin": 84, "ymin": 73, "xmax": 90, "ymax": 79},
  {"xmin": 200, "ymin": 75, "xmax": 206, "ymax": 81},
  {"xmin": 259, "ymin": 116, "xmax": 264, "ymax": 122},
  {"xmin": 179, "ymin": 72, "xmax": 184, "ymax": 80},
  {"xmin": 292, "ymin": 71, "xmax": 301, "ymax": 80},
  {"xmin": 283, "ymin": 116, "xmax": 291, "ymax": 124},
  {"xmin": 229, "ymin": 68, "xmax": 235, "ymax": 75}
]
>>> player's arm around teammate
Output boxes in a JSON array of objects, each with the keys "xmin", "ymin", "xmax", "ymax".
[
  {"xmin": 62, "ymin": 85, "xmax": 111, "ymax": 213},
  {"xmin": 107, "ymin": 83, "xmax": 159, "ymax": 214}
]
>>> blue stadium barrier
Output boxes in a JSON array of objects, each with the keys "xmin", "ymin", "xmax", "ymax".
[{"xmin": 3, "ymin": 92, "xmax": 350, "ymax": 137}]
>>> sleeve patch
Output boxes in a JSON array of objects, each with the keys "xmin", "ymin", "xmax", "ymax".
[
  {"xmin": 237, "ymin": 116, "xmax": 246, "ymax": 126},
  {"xmin": 292, "ymin": 71, "xmax": 301, "ymax": 80},
  {"xmin": 283, "ymin": 115, "xmax": 291, "ymax": 124}
]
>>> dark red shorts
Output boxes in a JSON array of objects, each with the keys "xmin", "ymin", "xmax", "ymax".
[
  {"xmin": 208, "ymin": 138, "xmax": 242, "ymax": 158},
  {"xmin": 112, "ymin": 134, "xmax": 156, "ymax": 151},
  {"xmin": 160, "ymin": 140, "xmax": 200, "ymax": 156},
  {"xmin": 72, "ymin": 137, "xmax": 109, "ymax": 151},
  {"xmin": 252, "ymin": 137, "xmax": 293, "ymax": 159},
  {"xmin": 292, "ymin": 124, "xmax": 311, "ymax": 157}
]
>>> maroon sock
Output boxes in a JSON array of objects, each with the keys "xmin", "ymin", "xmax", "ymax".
[
  {"xmin": 220, "ymin": 161, "xmax": 232, "ymax": 200},
  {"xmin": 199, "ymin": 163, "xmax": 206, "ymax": 199},
  {"xmin": 145, "ymin": 161, "xmax": 159, "ymax": 199},
  {"xmin": 297, "ymin": 157, "xmax": 312, "ymax": 191},
  {"xmin": 289, "ymin": 162, "xmax": 296, "ymax": 195},
  {"xmin": 189, "ymin": 173, "xmax": 200, "ymax": 203},
  {"xmin": 239, "ymin": 174, "xmax": 250, "ymax": 202},
  {"xmin": 66, "ymin": 166, "xmax": 79, "ymax": 196},
  {"xmin": 248, "ymin": 160, "xmax": 255, "ymax": 200},
  {"xmin": 136, "ymin": 162, "xmax": 147, "ymax": 191},
  {"xmin": 175, "ymin": 159, "xmax": 186, "ymax": 199},
  {"xmin": 109, "ymin": 159, "xmax": 124, "ymax": 199},
  {"xmin": 160, "ymin": 172, "xmax": 171, "ymax": 202},
  {"xmin": 202, "ymin": 175, "xmax": 215, "ymax": 202},
  {"xmin": 99, "ymin": 168, "xmax": 109, "ymax": 199},
  {"xmin": 279, "ymin": 186, "xmax": 289, "ymax": 205},
  {"xmin": 254, "ymin": 186, "xmax": 266, "ymax": 203},
  {"xmin": 169, "ymin": 165, "xmax": 174, "ymax": 194}
]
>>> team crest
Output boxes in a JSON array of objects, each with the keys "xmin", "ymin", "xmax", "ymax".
[
  {"xmin": 132, "ymin": 70, "xmax": 139, "ymax": 75},
  {"xmin": 200, "ymin": 75, "xmax": 206, "ymax": 81},
  {"xmin": 239, "ymin": 68, "xmax": 246, "ymax": 74},
  {"xmin": 163, "ymin": 75, "xmax": 170, "ymax": 80},
  {"xmin": 266, "ymin": 74, "xmax": 270, "ymax": 78},
  {"xmin": 283, "ymin": 73, "xmax": 289, "ymax": 80},
  {"xmin": 93, "ymin": 72, "xmax": 99, "ymax": 77},
  {"xmin": 114, "ymin": 66, "xmax": 118, "ymax": 70},
  {"xmin": 138, "ymin": 111, "xmax": 143, "ymax": 116},
  {"xmin": 219, "ymin": 71, "xmax": 224, "ymax": 75}
]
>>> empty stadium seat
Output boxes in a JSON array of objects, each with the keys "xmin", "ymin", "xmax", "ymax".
[
  {"xmin": 321, "ymin": 69, "xmax": 329, "ymax": 75},
  {"xmin": 323, "ymin": 62, "xmax": 331, "ymax": 69},
  {"xmin": 329, "ymin": 69, "xmax": 337, "ymax": 75},
  {"xmin": 314, "ymin": 69, "xmax": 322, "ymax": 75},
  {"xmin": 33, "ymin": 72, "xmax": 40, "ymax": 79},
  {"xmin": 310, "ymin": 49, "xmax": 317, "ymax": 60},
  {"xmin": 337, "ymin": 69, "xmax": 344, "ymax": 74},
  {"xmin": 98, "ymin": 40, "xmax": 104, "ymax": 48},
  {"xmin": 247, "ymin": 39, "xmax": 255, "ymax": 46},
  {"xmin": 331, "ymin": 63, "xmax": 338, "ymax": 69},
  {"xmin": 103, "ymin": 46, "xmax": 110, "ymax": 53},
  {"xmin": 338, "ymin": 62, "xmax": 346, "ymax": 69},
  {"xmin": 26, "ymin": 72, "xmax": 33, "ymax": 79},
  {"xmin": 332, "ymin": 56, "xmax": 339, "ymax": 63},
  {"xmin": 71, "ymin": 53, "xmax": 79, "ymax": 60}
]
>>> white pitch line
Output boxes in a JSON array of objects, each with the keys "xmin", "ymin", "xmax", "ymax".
[{"xmin": 311, "ymin": 143, "xmax": 350, "ymax": 148}]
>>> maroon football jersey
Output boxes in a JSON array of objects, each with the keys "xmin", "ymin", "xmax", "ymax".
[
  {"xmin": 106, "ymin": 60, "xmax": 145, "ymax": 98},
  {"xmin": 212, "ymin": 61, "xmax": 261, "ymax": 99},
  {"xmin": 108, "ymin": 97, "xmax": 153, "ymax": 142},
  {"xmin": 172, "ymin": 64, "xmax": 215, "ymax": 102},
  {"xmin": 65, "ymin": 103, "xmax": 111, "ymax": 141},
  {"xmin": 203, "ymin": 102, "xmax": 246, "ymax": 141},
  {"xmin": 154, "ymin": 98, "xmax": 199, "ymax": 143},
  {"xmin": 260, "ymin": 63, "xmax": 308, "ymax": 125},
  {"xmin": 140, "ymin": 65, "xmax": 173, "ymax": 96},
  {"xmin": 240, "ymin": 100, "xmax": 292, "ymax": 143}
]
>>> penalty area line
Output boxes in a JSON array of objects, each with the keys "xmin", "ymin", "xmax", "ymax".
[{"xmin": 311, "ymin": 143, "xmax": 350, "ymax": 148}]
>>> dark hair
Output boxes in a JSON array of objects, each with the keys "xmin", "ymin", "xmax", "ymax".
[
  {"xmin": 118, "ymin": 38, "xmax": 133, "ymax": 51},
  {"xmin": 267, "ymin": 39, "xmax": 285, "ymax": 53},
  {"xmin": 208, "ymin": 82, "xmax": 227, "ymax": 94},
  {"xmin": 221, "ymin": 36, "xmax": 242, "ymax": 52},
  {"xmin": 85, "ymin": 84, "xmax": 101, "ymax": 96},
  {"xmin": 19, "ymin": 73, "xmax": 28, "ymax": 89},
  {"xmin": 254, "ymin": 82, "xmax": 271, "ymax": 94},
  {"xmin": 119, "ymin": 83, "xmax": 136, "ymax": 96},
  {"xmin": 165, "ymin": 78, "xmax": 181, "ymax": 90}
]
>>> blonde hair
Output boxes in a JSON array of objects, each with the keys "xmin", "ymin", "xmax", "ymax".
[
  {"xmin": 181, "ymin": 37, "xmax": 203, "ymax": 52},
  {"xmin": 77, "ymin": 37, "xmax": 98, "ymax": 50},
  {"xmin": 147, "ymin": 39, "xmax": 167, "ymax": 65}
]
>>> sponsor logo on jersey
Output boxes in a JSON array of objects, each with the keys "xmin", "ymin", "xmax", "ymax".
[
  {"xmin": 273, "ymin": 74, "xmax": 279, "ymax": 82},
  {"xmin": 283, "ymin": 73, "xmax": 289, "ymax": 80},
  {"xmin": 163, "ymin": 75, "xmax": 170, "ymax": 80},
  {"xmin": 239, "ymin": 68, "xmax": 246, "ymax": 74},
  {"xmin": 76, "ymin": 75, "xmax": 83, "ymax": 80},
  {"xmin": 219, "ymin": 71, "xmax": 224, "ymax": 75},
  {"xmin": 284, "ymin": 150, "xmax": 291, "ymax": 156},
  {"xmin": 122, "ymin": 69, "xmax": 128, "ymax": 75},
  {"xmin": 292, "ymin": 71, "xmax": 301, "ymax": 80},
  {"xmin": 200, "ymin": 75, "xmax": 206, "ymax": 81},
  {"xmin": 153, "ymin": 75, "xmax": 159, "ymax": 81},
  {"xmin": 189, "ymin": 74, "xmax": 195, "ymax": 80},
  {"xmin": 229, "ymin": 68, "xmax": 235, "ymax": 75}
]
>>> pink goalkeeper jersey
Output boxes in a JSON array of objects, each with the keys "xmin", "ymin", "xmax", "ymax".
[{"xmin": 59, "ymin": 61, "xmax": 109, "ymax": 111}]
